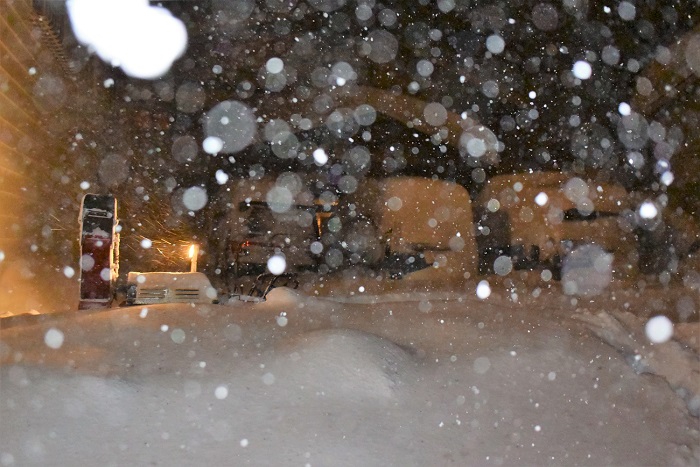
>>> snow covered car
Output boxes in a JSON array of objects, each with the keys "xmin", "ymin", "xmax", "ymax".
[
  {"xmin": 474, "ymin": 172, "xmax": 636, "ymax": 276},
  {"xmin": 211, "ymin": 175, "xmax": 480, "ymax": 293},
  {"xmin": 203, "ymin": 84, "xmax": 498, "ymax": 294}
]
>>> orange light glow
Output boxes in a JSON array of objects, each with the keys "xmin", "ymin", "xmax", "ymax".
[{"xmin": 188, "ymin": 244, "xmax": 199, "ymax": 272}]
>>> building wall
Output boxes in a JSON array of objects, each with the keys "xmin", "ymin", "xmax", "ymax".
[
  {"xmin": 0, "ymin": 0, "xmax": 44, "ymax": 254},
  {"xmin": 0, "ymin": 0, "xmax": 100, "ymax": 313}
]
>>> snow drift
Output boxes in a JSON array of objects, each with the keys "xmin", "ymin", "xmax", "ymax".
[{"xmin": 1, "ymin": 286, "xmax": 699, "ymax": 466}]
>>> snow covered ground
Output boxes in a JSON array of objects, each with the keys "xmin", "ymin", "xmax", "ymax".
[{"xmin": 1, "ymin": 280, "xmax": 698, "ymax": 466}]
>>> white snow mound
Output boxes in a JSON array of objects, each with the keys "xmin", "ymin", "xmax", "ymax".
[{"xmin": 270, "ymin": 329, "xmax": 414, "ymax": 400}]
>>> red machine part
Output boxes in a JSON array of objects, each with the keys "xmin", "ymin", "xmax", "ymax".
[{"xmin": 78, "ymin": 194, "xmax": 119, "ymax": 310}]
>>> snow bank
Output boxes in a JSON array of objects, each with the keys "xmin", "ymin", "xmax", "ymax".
[{"xmin": 1, "ymin": 288, "xmax": 699, "ymax": 466}]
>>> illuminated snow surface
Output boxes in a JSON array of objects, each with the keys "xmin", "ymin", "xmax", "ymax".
[{"xmin": 1, "ymin": 285, "xmax": 699, "ymax": 466}]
